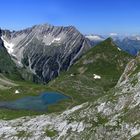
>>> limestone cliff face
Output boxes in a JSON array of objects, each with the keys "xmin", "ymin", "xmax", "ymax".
[{"xmin": 1, "ymin": 24, "xmax": 91, "ymax": 83}]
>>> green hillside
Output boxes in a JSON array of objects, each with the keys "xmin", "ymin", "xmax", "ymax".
[
  {"xmin": 0, "ymin": 38, "xmax": 134, "ymax": 119},
  {"xmin": 48, "ymin": 38, "xmax": 133, "ymax": 104}
]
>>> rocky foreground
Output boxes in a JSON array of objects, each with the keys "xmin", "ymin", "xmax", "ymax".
[{"xmin": 0, "ymin": 56, "xmax": 140, "ymax": 140}]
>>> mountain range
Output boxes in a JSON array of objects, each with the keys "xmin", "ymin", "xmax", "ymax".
[
  {"xmin": 0, "ymin": 24, "xmax": 140, "ymax": 140},
  {"xmin": 1, "ymin": 24, "xmax": 91, "ymax": 83},
  {"xmin": 86, "ymin": 34, "xmax": 140, "ymax": 55}
]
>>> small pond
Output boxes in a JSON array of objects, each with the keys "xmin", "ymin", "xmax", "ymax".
[{"xmin": 0, "ymin": 92, "xmax": 68, "ymax": 111}]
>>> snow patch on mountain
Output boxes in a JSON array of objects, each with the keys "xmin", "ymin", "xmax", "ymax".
[
  {"xmin": 1, "ymin": 36, "xmax": 14, "ymax": 54},
  {"xmin": 117, "ymin": 47, "xmax": 121, "ymax": 51},
  {"xmin": 93, "ymin": 74, "xmax": 101, "ymax": 79}
]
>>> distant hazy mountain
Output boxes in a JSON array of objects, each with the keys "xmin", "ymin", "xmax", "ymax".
[
  {"xmin": 86, "ymin": 33, "xmax": 140, "ymax": 56},
  {"xmin": 114, "ymin": 36, "xmax": 140, "ymax": 55},
  {"xmin": 85, "ymin": 34, "xmax": 105, "ymax": 46},
  {"xmin": 1, "ymin": 24, "xmax": 91, "ymax": 83}
]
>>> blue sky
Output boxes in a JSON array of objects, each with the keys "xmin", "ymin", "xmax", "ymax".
[{"xmin": 0, "ymin": 0, "xmax": 140, "ymax": 35}]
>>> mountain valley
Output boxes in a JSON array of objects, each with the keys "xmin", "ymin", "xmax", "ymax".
[{"xmin": 0, "ymin": 24, "xmax": 140, "ymax": 140}]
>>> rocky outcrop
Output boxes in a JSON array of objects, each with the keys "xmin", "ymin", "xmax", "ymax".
[{"xmin": 1, "ymin": 24, "xmax": 91, "ymax": 83}]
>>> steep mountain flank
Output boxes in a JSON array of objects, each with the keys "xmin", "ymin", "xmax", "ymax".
[
  {"xmin": 1, "ymin": 24, "xmax": 91, "ymax": 83},
  {"xmin": 0, "ymin": 30, "xmax": 21, "ymax": 80}
]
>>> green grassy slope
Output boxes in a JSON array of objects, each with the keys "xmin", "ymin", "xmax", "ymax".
[{"xmin": 48, "ymin": 38, "xmax": 133, "ymax": 104}]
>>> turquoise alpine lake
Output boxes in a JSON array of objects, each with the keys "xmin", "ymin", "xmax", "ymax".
[{"xmin": 0, "ymin": 92, "xmax": 68, "ymax": 111}]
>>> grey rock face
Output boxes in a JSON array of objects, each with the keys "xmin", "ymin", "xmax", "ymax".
[{"xmin": 1, "ymin": 24, "xmax": 91, "ymax": 83}]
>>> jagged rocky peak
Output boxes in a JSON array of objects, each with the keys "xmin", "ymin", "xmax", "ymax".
[{"xmin": 1, "ymin": 23, "xmax": 91, "ymax": 83}]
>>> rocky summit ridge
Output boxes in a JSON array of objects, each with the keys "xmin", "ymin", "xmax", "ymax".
[{"xmin": 1, "ymin": 24, "xmax": 91, "ymax": 83}]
